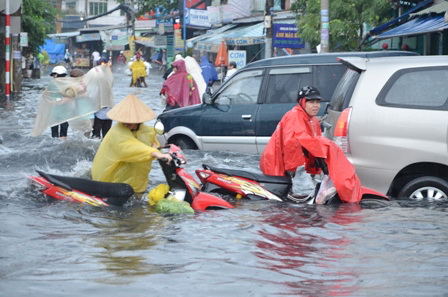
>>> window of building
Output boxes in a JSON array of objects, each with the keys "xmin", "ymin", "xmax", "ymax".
[
  {"xmin": 66, "ymin": 1, "xmax": 76, "ymax": 11},
  {"xmin": 89, "ymin": 1, "xmax": 108, "ymax": 16}
]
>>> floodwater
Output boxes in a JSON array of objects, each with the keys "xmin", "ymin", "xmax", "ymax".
[{"xmin": 1, "ymin": 65, "xmax": 447, "ymax": 297}]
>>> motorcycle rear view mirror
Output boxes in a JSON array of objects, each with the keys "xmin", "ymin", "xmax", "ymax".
[{"xmin": 154, "ymin": 121, "xmax": 165, "ymax": 135}]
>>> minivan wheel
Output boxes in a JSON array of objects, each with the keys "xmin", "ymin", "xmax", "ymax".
[
  {"xmin": 172, "ymin": 137, "xmax": 197, "ymax": 150},
  {"xmin": 399, "ymin": 176, "xmax": 448, "ymax": 202}
]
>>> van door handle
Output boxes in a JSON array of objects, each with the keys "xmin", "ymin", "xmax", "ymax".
[{"xmin": 242, "ymin": 114, "xmax": 252, "ymax": 120}]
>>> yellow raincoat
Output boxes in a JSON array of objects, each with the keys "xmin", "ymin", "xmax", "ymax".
[
  {"xmin": 129, "ymin": 60, "xmax": 147, "ymax": 85},
  {"xmin": 91, "ymin": 122, "xmax": 160, "ymax": 193}
]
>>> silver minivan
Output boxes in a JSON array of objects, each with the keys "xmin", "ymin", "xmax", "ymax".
[{"xmin": 326, "ymin": 55, "xmax": 448, "ymax": 200}]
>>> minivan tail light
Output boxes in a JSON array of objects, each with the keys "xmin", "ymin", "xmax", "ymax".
[{"xmin": 333, "ymin": 107, "xmax": 351, "ymax": 154}]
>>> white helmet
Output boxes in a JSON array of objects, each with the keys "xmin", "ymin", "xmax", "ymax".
[{"xmin": 51, "ymin": 65, "xmax": 67, "ymax": 76}]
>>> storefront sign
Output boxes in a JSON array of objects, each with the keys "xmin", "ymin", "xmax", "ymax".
[
  {"xmin": 20, "ymin": 32, "xmax": 28, "ymax": 47},
  {"xmin": 272, "ymin": 24, "xmax": 305, "ymax": 49},
  {"xmin": 186, "ymin": 8, "xmax": 211, "ymax": 28},
  {"xmin": 135, "ymin": 19, "xmax": 156, "ymax": 29},
  {"xmin": 228, "ymin": 50, "xmax": 246, "ymax": 68},
  {"xmin": 224, "ymin": 37, "xmax": 265, "ymax": 46},
  {"xmin": 195, "ymin": 42, "xmax": 220, "ymax": 53},
  {"xmin": 174, "ymin": 29, "xmax": 184, "ymax": 52},
  {"xmin": 154, "ymin": 35, "xmax": 167, "ymax": 47},
  {"xmin": 74, "ymin": 58, "xmax": 90, "ymax": 67},
  {"xmin": 207, "ymin": 6, "xmax": 220, "ymax": 25},
  {"xmin": 76, "ymin": 33, "xmax": 101, "ymax": 42}
]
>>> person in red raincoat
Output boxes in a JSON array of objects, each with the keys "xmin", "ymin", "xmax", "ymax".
[
  {"xmin": 260, "ymin": 86, "xmax": 362, "ymax": 203},
  {"xmin": 160, "ymin": 59, "xmax": 201, "ymax": 111}
]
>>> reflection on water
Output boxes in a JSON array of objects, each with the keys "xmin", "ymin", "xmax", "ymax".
[
  {"xmin": 253, "ymin": 204, "xmax": 364, "ymax": 296},
  {"xmin": 77, "ymin": 205, "xmax": 180, "ymax": 284}
]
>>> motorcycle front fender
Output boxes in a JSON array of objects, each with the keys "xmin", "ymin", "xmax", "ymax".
[
  {"xmin": 191, "ymin": 192, "xmax": 233, "ymax": 211},
  {"xmin": 360, "ymin": 187, "xmax": 390, "ymax": 200}
]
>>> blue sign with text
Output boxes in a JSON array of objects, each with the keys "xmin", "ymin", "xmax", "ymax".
[{"xmin": 272, "ymin": 24, "xmax": 305, "ymax": 49}]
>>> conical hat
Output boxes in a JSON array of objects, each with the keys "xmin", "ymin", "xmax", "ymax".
[{"xmin": 107, "ymin": 94, "xmax": 156, "ymax": 123}]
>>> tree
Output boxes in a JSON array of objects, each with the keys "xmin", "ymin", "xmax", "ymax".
[
  {"xmin": 292, "ymin": 0, "xmax": 393, "ymax": 51},
  {"xmin": 115, "ymin": 0, "xmax": 178, "ymax": 17},
  {"xmin": 21, "ymin": 0, "xmax": 60, "ymax": 55}
]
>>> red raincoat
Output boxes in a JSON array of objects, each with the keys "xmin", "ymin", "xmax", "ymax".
[
  {"xmin": 161, "ymin": 59, "xmax": 201, "ymax": 108},
  {"xmin": 260, "ymin": 103, "xmax": 362, "ymax": 203},
  {"xmin": 298, "ymin": 136, "xmax": 362, "ymax": 203},
  {"xmin": 260, "ymin": 105, "xmax": 322, "ymax": 176}
]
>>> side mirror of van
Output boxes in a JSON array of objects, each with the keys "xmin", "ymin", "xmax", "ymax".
[{"xmin": 203, "ymin": 92, "xmax": 213, "ymax": 105}]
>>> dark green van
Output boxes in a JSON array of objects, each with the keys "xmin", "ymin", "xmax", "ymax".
[{"xmin": 157, "ymin": 51, "xmax": 417, "ymax": 154}]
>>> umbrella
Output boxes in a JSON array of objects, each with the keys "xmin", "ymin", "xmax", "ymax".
[{"xmin": 214, "ymin": 40, "xmax": 228, "ymax": 67}]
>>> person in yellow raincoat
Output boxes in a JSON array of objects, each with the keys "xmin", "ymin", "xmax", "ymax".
[
  {"xmin": 129, "ymin": 53, "xmax": 148, "ymax": 87},
  {"xmin": 91, "ymin": 94, "xmax": 172, "ymax": 194}
]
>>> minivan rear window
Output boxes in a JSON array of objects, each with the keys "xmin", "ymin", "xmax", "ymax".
[
  {"xmin": 377, "ymin": 66, "xmax": 448, "ymax": 110},
  {"xmin": 329, "ymin": 69, "xmax": 360, "ymax": 111}
]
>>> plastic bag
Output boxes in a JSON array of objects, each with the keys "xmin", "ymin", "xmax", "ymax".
[
  {"xmin": 148, "ymin": 184, "xmax": 170, "ymax": 206},
  {"xmin": 316, "ymin": 175, "xmax": 337, "ymax": 204},
  {"xmin": 155, "ymin": 197, "xmax": 194, "ymax": 214}
]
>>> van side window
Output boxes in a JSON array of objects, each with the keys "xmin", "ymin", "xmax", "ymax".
[
  {"xmin": 329, "ymin": 69, "xmax": 360, "ymax": 111},
  {"xmin": 215, "ymin": 70, "xmax": 263, "ymax": 105},
  {"xmin": 265, "ymin": 67, "xmax": 312, "ymax": 104},
  {"xmin": 315, "ymin": 65, "xmax": 346, "ymax": 101},
  {"xmin": 377, "ymin": 67, "xmax": 448, "ymax": 109}
]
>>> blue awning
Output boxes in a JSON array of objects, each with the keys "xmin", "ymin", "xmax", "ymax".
[
  {"xmin": 368, "ymin": 0, "xmax": 433, "ymax": 36},
  {"xmin": 367, "ymin": 0, "xmax": 433, "ymax": 36},
  {"xmin": 194, "ymin": 22, "xmax": 265, "ymax": 52},
  {"xmin": 376, "ymin": 15, "xmax": 448, "ymax": 39}
]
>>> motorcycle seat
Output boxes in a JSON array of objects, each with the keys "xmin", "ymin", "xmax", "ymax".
[
  {"xmin": 36, "ymin": 170, "xmax": 134, "ymax": 205},
  {"xmin": 202, "ymin": 164, "xmax": 291, "ymax": 184}
]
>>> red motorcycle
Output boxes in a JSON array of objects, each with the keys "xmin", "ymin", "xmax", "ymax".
[
  {"xmin": 28, "ymin": 145, "xmax": 233, "ymax": 211},
  {"xmin": 193, "ymin": 137, "xmax": 390, "ymax": 206},
  {"xmin": 196, "ymin": 164, "xmax": 390, "ymax": 206},
  {"xmin": 157, "ymin": 144, "xmax": 233, "ymax": 211},
  {"xmin": 28, "ymin": 170, "xmax": 134, "ymax": 207}
]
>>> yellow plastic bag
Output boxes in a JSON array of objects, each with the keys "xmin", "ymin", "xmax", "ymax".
[{"xmin": 148, "ymin": 184, "xmax": 170, "ymax": 206}]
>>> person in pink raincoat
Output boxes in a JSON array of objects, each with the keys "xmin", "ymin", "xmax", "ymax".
[{"xmin": 160, "ymin": 59, "xmax": 201, "ymax": 111}]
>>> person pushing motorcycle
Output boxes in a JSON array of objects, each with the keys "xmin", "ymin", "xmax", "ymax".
[
  {"xmin": 260, "ymin": 86, "xmax": 363, "ymax": 204},
  {"xmin": 91, "ymin": 94, "xmax": 172, "ymax": 195}
]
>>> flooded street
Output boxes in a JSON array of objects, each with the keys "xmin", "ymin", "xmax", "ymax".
[{"xmin": 1, "ymin": 66, "xmax": 447, "ymax": 296}]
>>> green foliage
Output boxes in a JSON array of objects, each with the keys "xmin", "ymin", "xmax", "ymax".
[
  {"xmin": 116, "ymin": 0, "xmax": 179, "ymax": 17},
  {"xmin": 292, "ymin": 0, "xmax": 393, "ymax": 51},
  {"xmin": 21, "ymin": 0, "xmax": 60, "ymax": 55}
]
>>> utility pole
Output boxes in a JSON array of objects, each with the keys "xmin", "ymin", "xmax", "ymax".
[
  {"xmin": 84, "ymin": 0, "xmax": 88, "ymax": 28},
  {"xmin": 5, "ymin": 0, "xmax": 11, "ymax": 103},
  {"xmin": 264, "ymin": 0, "xmax": 273, "ymax": 58},
  {"xmin": 183, "ymin": 0, "xmax": 186, "ymax": 56},
  {"xmin": 320, "ymin": 0, "xmax": 329, "ymax": 53}
]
